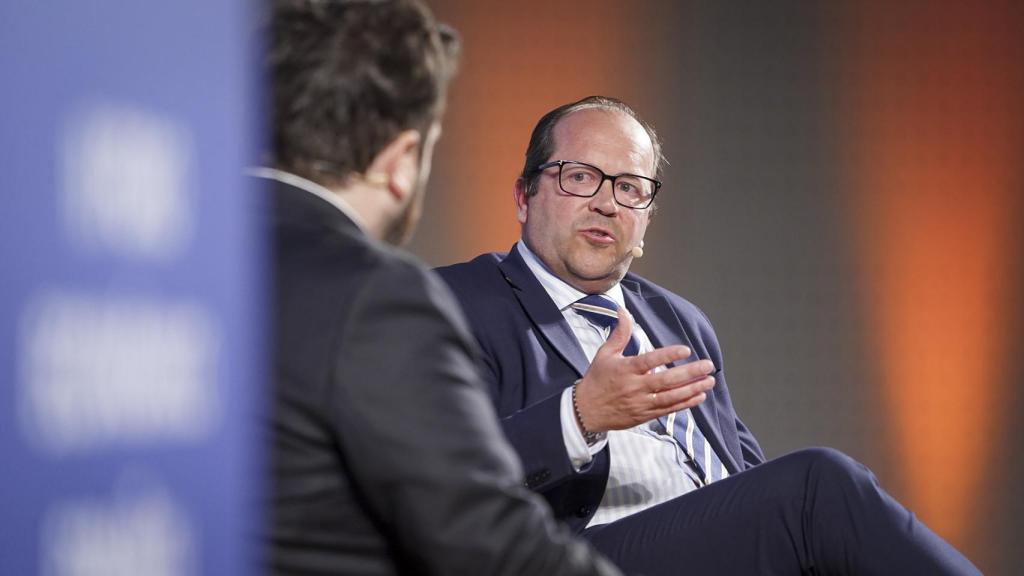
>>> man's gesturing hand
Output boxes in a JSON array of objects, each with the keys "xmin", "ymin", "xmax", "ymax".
[{"xmin": 573, "ymin": 309, "xmax": 716, "ymax": 434}]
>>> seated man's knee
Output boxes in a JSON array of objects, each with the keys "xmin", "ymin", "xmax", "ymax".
[{"xmin": 790, "ymin": 447, "xmax": 875, "ymax": 488}]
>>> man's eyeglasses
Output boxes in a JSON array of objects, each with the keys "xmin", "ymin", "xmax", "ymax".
[{"xmin": 535, "ymin": 160, "xmax": 660, "ymax": 209}]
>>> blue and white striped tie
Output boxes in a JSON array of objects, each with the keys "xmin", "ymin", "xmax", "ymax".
[
  {"xmin": 570, "ymin": 294, "xmax": 726, "ymax": 485},
  {"xmin": 666, "ymin": 408, "xmax": 726, "ymax": 485},
  {"xmin": 569, "ymin": 295, "xmax": 640, "ymax": 356}
]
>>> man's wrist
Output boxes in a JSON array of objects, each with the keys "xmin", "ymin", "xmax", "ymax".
[{"xmin": 571, "ymin": 379, "xmax": 601, "ymax": 445}]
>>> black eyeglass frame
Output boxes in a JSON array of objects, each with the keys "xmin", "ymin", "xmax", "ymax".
[{"xmin": 534, "ymin": 160, "xmax": 661, "ymax": 209}]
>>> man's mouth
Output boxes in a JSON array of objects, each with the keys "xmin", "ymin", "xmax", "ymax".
[{"xmin": 579, "ymin": 227, "xmax": 616, "ymax": 245}]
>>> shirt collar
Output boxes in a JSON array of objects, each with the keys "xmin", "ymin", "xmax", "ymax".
[
  {"xmin": 516, "ymin": 239, "xmax": 625, "ymax": 311},
  {"xmin": 247, "ymin": 166, "xmax": 369, "ymax": 234}
]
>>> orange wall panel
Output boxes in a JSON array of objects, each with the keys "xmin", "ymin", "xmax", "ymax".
[
  {"xmin": 431, "ymin": 0, "xmax": 635, "ymax": 259},
  {"xmin": 843, "ymin": 0, "xmax": 1023, "ymax": 547}
]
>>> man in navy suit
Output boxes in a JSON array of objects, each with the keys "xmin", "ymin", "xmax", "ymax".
[{"xmin": 436, "ymin": 96, "xmax": 980, "ymax": 575}]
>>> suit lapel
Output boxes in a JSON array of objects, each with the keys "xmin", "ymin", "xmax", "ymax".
[
  {"xmin": 621, "ymin": 280, "xmax": 742, "ymax": 475},
  {"xmin": 498, "ymin": 247, "xmax": 591, "ymax": 377}
]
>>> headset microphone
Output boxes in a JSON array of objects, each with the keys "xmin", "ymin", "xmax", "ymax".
[{"xmin": 631, "ymin": 240, "xmax": 645, "ymax": 259}]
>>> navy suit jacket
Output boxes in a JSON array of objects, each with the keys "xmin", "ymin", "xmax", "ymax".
[{"xmin": 436, "ymin": 245, "xmax": 766, "ymax": 531}]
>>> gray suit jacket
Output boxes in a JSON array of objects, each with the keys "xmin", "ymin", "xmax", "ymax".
[{"xmin": 264, "ymin": 176, "xmax": 621, "ymax": 575}]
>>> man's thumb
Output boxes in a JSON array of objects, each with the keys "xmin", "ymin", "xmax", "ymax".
[{"xmin": 600, "ymin": 308, "xmax": 633, "ymax": 355}]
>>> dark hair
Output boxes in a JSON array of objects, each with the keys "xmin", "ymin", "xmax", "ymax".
[
  {"xmin": 267, "ymin": 0, "xmax": 459, "ymax": 185},
  {"xmin": 520, "ymin": 96, "xmax": 666, "ymax": 197}
]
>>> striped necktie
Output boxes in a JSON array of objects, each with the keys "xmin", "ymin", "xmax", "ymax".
[
  {"xmin": 570, "ymin": 294, "xmax": 727, "ymax": 485},
  {"xmin": 569, "ymin": 295, "xmax": 640, "ymax": 356}
]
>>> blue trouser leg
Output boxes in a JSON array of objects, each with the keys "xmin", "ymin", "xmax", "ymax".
[{"xmin": 581, "ymin": 448, "xmax": 980, "ymax": 575}]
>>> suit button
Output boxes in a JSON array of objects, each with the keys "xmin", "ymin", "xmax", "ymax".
[
  {"xmin": 575, "ymin": 506, "xmax": 591, "ymax": 518},
  {"xmin": 525, "ymin": 469, "xmax": 550, "ymax": 488}
]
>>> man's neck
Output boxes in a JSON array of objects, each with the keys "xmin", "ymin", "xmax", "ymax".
[
  {"xmin": 518, "ymin": 238, "xmax": 623, "ymax": 295},
  {"xmin": 516, "ymin": 240, "xmax": 626, "ymax": 310}
]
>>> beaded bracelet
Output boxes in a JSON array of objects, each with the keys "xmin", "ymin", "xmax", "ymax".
[{"xmin": 571, "ymin": 380, "xmax": 601, "ymax": 445}]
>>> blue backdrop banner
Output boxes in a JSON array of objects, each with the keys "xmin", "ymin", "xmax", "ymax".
[{"xmin": 0, "ymin": 2, "xmax": 264, "ymax": 574}]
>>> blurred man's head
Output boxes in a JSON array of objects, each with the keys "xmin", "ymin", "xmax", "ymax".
[
  {"xmin": 267, "ymin": 0, "xmax": 459, "ymax": 244},
  {"xmin": 514, "ymin": 97, "xmax": 664, "ymax": 294}
]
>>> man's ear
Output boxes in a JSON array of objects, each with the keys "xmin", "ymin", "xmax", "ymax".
[
  {"xmin": 513, "ymin": 177, "xmax": 529, "ymax": 224},
  {"xmin": 365, "ymin": 129, "xmax": 422, "ymax": 204}
]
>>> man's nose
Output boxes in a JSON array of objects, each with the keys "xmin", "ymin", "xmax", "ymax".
[{"xmin": 588, "ymin": 179, "xmax": 619, "ymax": 215}]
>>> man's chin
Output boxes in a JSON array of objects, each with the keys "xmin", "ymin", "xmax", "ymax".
[
  {"xmin": 570, "ymin": 247, "xmax": 629, "ymax": 275},
  {"xmin": 565, "ymin": 260, "xmax": 628, "ymax": 292}
]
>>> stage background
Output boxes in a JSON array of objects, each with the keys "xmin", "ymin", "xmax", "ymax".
[
  {"xmin": 414, "ymin": 1, "xmax": 1024, "ymax": 573},
  {"xmin": 3, "ymin": 1, "xmax": 1020, "ymax": 574}
]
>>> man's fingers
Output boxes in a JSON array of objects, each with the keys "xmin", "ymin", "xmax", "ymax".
[
  {"xmin": 647, "ymin": 359, "xmax": 714, "ymax": 389},
  {"xmin": 649, "ymin": 377, "xmax": 715, "ymax": 414},
  {"xmin": 629, "ymin": 344, "xmax": 692, "ymax": 373},
  {"xmin": 660, "ymin": 392, "xmax": 708, "ymax": 414}
]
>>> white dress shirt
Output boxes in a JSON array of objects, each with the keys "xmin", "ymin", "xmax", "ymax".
[{"xmin": 517, "ymin": 241, "xmax": 704, "ymax": 527}]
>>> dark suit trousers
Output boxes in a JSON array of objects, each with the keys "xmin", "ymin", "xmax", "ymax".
[{"xmin": 581, "ymin": 448, "xmax": 980, "ymax": 575}]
